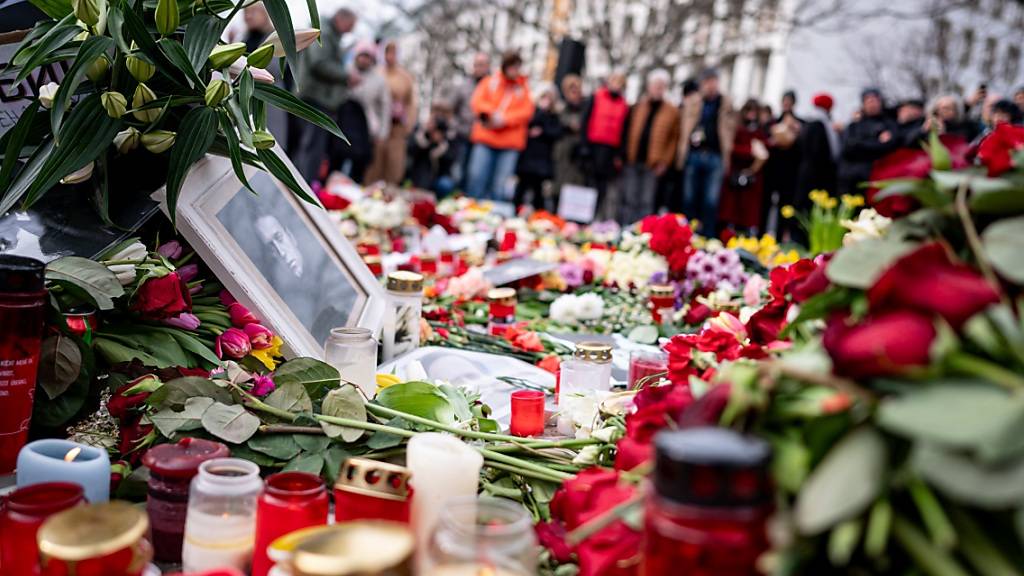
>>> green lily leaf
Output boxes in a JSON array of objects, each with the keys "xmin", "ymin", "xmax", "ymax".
[
  {"xmin": 253, "ymin": 83, "xmax": 346, "ymax": 141},
  {"xmin": 0, "ymin": 101, "xmax": 39, "ymax": 192},
  {"xmin": 165, "ymin": 106, "xmax": 218, "ymax": 223},
  {"xmin": 10, "ymin": 15, "xmax": 78, "ymax": 85},
  {"xmin": 262, "ymin": 0, "xmax": 298, "ymax": 74},
  {"xmin": 51, "ymin": 35, "xmax": 114, "ymax": 140},
  {"xmin": 256, "ymin": 146, "xmax": 319, "ymax": 206},
  {"xmin": 28, "ymin": 0, "xmax": 72, "ymax": 19},
  {"xmin": 217, "ymin": 111, "xmax": 255, "ymax": 194},
  {"xmin": 183, "ymin": 14, "xmax": 225, "ymax": 72},
  {"xmin": 157, "ymin": 37, "xmax": 201, "ymax": 88}
]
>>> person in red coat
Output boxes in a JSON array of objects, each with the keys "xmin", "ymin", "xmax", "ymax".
[{"xmin": 719, "ymin": 99, "xmax": 770, "ymax": 235}]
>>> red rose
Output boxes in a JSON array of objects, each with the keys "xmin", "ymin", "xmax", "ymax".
[
  {"xmin": 823, "ymin": 310, "xmax": 936, "ymax": 379},
  {"xmin": 868, "ymin": 243, "xmax": 999, "ymax": 328},
  {"xmin": 746, "ymin": 301, "xmax": 788, "ymax": 344},
  {"xmin": 626, "ymin": 383, "xmax": 693, "ymax": 443},
  {"xmin": 614, "ymin": 436, "xmax": 653, "ymax": 471},
  {"xmin": 537, "ymin": 354, "xmax": 560, "ymax": 374},
  {"xmin": 868, "ymin": 135, "xmax": 970, "ymax": 216},
  {"xmin": 683, "ymin": 301, "xmax": 712, "ymax": 325},
  {"xmin": 117, "ymin": 417, "xmax": 153, "ymax": 465},
  {"xmin": 677, "ymin": 382, "xmax": 732, "ymax": 428},
  {"xmin": 976, "ymin": 123, "xmax": 1024, "ymax": 176},
  {"xmin": 535, "ymin": 521, "xmax": 574, "ymax": 563},
  {"xmin": 131, "ymin": 272, "xmax": 191, "ymax": 320},
  {"xmin": 663, "ymin": 335, "xmax": 696, "ymax": 385},
  {"xmin": 317, "ymin": 189, "xmax": 350, "ymax": 210}
]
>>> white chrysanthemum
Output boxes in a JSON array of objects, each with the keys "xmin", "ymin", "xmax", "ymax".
[
  {"xmin": 574, "ymin": 293, "xmax": 604, "ymax": 321},
  {"xmin": 549, "ymin": 294, "xmax": 579, "ymax": 323}
]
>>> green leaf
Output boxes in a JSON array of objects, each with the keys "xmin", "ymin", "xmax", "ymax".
[
  {"xmin": 149, "ymin": 376, "xmax": 233, "ymax": 410},
  {"xmin": 283, "ymin": 452, "xmax": 324, "ymax": 475},
  {"xmin": 304, "ymin": 0, "xmax": 320, "ymax": 33},
  {"xmin": 93, "ymin": 337, "xmax": 161, "ymax": 366},
  {"xmin": 293, "ymin": 434, "xmax": 330, "ymax": 453},
  {"xmin": 375, "ymin": 381, "xmax": 457, "ymax": 425},
  {"xmin": 0, "ymin": 101, "xmax": 39, "ymax": 202},
  {"xmin": 32, "ymin": 371, "xmax": 88, "ymax": 427},
  {"xmin": 51, "ymin": 36, "xmax": 114, "ymax": 140},
  {"xmin": 164, "ymin": 329, "xmax": 222, "ymax": 366},
  {"xmin": 28, "ymin": 0, "xmax": 72, "ymax": 19},
  {"xmin": 437, "ymin": 384, "xmax": 474, "ymax": 422},
  {"xmin": 247, "ymin": 434, "xmax": 301, "ymax": 460},
  {"xmin": 912, "ymin": 443, "xmax": 1024, "ymax": 508},
  {"xmin": 971, "ymin": 185, "xmax": 1024, "ymax": 215},
  {"xmin": 105, "ymin": 4, "xmax": 131, "ymax": 53},
  {"xmin": 201, "ymin": 402, "xmax": 261, "ymax": 444},
  {"xmin": 157, "ymin": 38, "xmax": 201, "ymax": 88},
  {"xmin": 217, "ymin": 111, "xmax": 255, "ymax": 193},
  {"xmin": 795, "ymin": 427, "xmax": 887, "ymax": 535},
  {"xmin": 165, "ymin": 106, "xmax": 218, "ymax": 222},
  {"xmin": 876, "ymin": 381, "xmax": 1024, "ymax": 455},
  {"xmin": 826, "ymin": 239, "xmax": 917, "ymax": 289},
  {"xmin": 119, "ymin": 0, "xmax": 187, "ymax": 88},
  {"xmin": 262, "ymin": 0, "xmax": 298, "ymax": 74},
  {"xmin": 627, "ymin": 325, "xmax": 658, "ymax": 344},
  {"xmin": 12, "ymin": 16, "xmax": 79, "ymax": 85},
  {"xmin": 183, "ymin": 14, "xmax": 225, "ymax": 72},
  {"xmin": 366, "ymin": 417, "xmax": 409, "ymax": 450},
  {"xmin": 229, "ymin": 444, "xmax": 281, "ymax": 467},
  {"xmin": 272, "ymin": 358, "xmax": 340, "ymax": 405},
  {"xmin": 253, "ymin": 83, "xmax": 346, "ymax": 141},
  {"xmin": 239, "ymin": 68, "xmax": 253, "ymax": 122},
  {"xmin": 982, "ymin": 215, "xmax": 1024, "ymax": 285},
  {"xmin": 926, "ymin": 129, "xmax": 951, "ymax": 171},
  {"xmin": 37, "ymin": 333, "xmax": 82, "ymax": 400},
  {"xmin": 323, "ymin": 446, "xmax": 352, "ymax": 484},
  {"xmin": 320, "ymin": 385, "xmax": 366, "ymax": 442},
  {"xmin": 256, "ymin": 146, "xmax": 320, "ymax": 206},
  {"xmin": 150, "ymin": 396, "xmax": 213, "ymax": 438},
  {"xmin": 265, "ymin": 381, "xmax": 313, "ymax": 413},
  {"xmin": 46, "ymin": 256, "xmax": 124, "ymax": 310}
]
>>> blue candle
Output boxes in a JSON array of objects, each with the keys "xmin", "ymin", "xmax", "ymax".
[{"xmin": 16, "ymin": 439, "xmax": 110, "ymax": 502}]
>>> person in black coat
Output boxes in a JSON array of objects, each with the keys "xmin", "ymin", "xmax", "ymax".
[
  {"xmin": 837, "ymin": 88, "xmax": 898, "ymax": 194},
  {"xmin": 514, "ymin": 86, "xmax": 564, "ymax": 211},
  {"xmin": 789, "ymin": 93, "xmax": 839, "ymax": 243}
]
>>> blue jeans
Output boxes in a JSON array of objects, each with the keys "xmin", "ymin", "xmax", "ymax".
[
  {"xmin": 466, "ymin": 144, "xmax": 519, "ymax": 200},
  {"xmin": 682, "ymin": 150, "xmax": 724, "ymax": 237}
]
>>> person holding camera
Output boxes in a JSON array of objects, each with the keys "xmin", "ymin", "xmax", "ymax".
[
  {"xmin": 719, "ymin": 99, "xmax": 769, "ymax": 235},
  {"xmin": 408, "ymin": 105, "xmax": 457, "ymax": 195}
]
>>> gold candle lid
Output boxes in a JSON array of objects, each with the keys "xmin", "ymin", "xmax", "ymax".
[
  {"xmin": 487, "ymin": 287, "xmax": 517, "ymax": 304},
  {"xmin": 37, "ymin": 501, "xmax": 148, "ymax": 562},
  {"xmin": 335, "ymin": 457, "xmax": 411, "ymax": 501},
  {"xmin": 419, "ymin": 254, "xmax": 437, "ymax": 263},
  {"xmin": 290, "ymin": 522, "xmax": 414, "ymax": 576},
  {"xmin": 573, "ymin": 341, "xmax": 613, "ymax": 363},
  {"xmin": 650, "ymin": 284, "xmax": 674, "ymax": 297},
  {"xmin": 386, "ymin": 271, "xmax": 423, "ymax": 293},
  {"xmin": 363, "ymin": 254, "xmax": 382, "ymax": 265}
]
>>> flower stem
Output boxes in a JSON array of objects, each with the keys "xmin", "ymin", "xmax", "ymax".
[
  {"xmin": 366, "ymin": 403, "xmax": 563, "ymax": 446},
  {"xmin": 484, "ymin": 460, "xmax": 568, "ymax": 483},
  {"xmin": 946, "ymin": 351, "xmax": 1024, "ymax": 391},
  {"xmin": 891, "ymin": 516, "xmax": 971, "ymax": 576},
  {"xmin": 316, "ymin": 414, "xmax": 418, "ymax": 438},
  {"xmin": 477, "ymin": 448, "xmax": 573, "ymax": 481},
  {"xmin": 488, "ymin": 438, "xmax": 601, "ymax": 453}
]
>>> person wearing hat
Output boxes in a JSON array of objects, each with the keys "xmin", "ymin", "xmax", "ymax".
[
  {"xmin": 794, "ymin": 93, "xmax": 840, "ymax": 232},
  {"xmin": 894, "ymin": 98, "xmax": 927, "ymax": 147},
  {"xmin": 678, "ymin": 67, "xmax": 736, "ymax": 237},
  {"xmin": 837, "ymin": 87, "xmax": 897, "ymax": 195},
  {"xmin": 335, "ymin": 39, "xmax": 391, "ymax": 183}
]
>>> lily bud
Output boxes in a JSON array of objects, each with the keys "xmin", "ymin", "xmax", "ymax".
[
  {"xmin": 132, "ymin": 83, "xmax": 160, "ymax": 123},
  {"xmin": 113, "ymin": 127, "xmax": 141, "ymax": 153},
  {"xmin": 154, "ymin": 0, "xmax": 178, "ymax": 36},
  {"xmin": 72, "ymin": 0, "xmax": 103, "ymax": 27},
  {"xmin": 126, "ymin": 54, "xmax": 155, "ymax": 82},
  {"xmin": 208, "ymin": 43, "xmax": 246, "ymax": 69},
  {"xmin": 252, "ymin": 130, "xmax": 276, "ymax": 150},
  {"xmin": 204, "ymin": 79, "xmax": 230, "ymax": 107},
  {"xmin": 101, "ymin": 91, "xmax": 127, "ymax": 118},
  {"xmin": 141, "ymin": 130, "xmax": 175, "ymax": 154},
  {"xmin": 264, "ymin": 28, "xmax": 320, "ymax": 58},
  {"xmin": 246, "ymin": 43, "xmax": 274, "ymax": 69},
  {"xmin": 227, "ymin": 58, "xmax": 275, "ymax": 83},
  {"xmin": 38, "ymin": 82, "xmax": 59, "ymax": 109},
  {"xmin": 60, "ymin": 162, "xmax": 94, "ymax": 185},
  {"xmin": 85, "ymin": 55, "xmax": 109, "ymax": 82}
]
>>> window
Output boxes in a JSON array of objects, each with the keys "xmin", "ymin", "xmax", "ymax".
[
  {"xmin": 1005, "ymin": 45, "xmax": 1021, "ymax": 82},
  {"xmin": 960, "ymin": 28, "xmax": 974, "ymax": 67},
  {"xmin": 983, "ymin": 37, "xmax": 998, "ymax": 77}
]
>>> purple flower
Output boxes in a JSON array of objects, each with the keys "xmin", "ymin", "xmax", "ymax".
[
  {"xmin": 163, "ymin": 312, "xmax": 201, "ymax": 330},
  {"xmin": 157, "ymin": 240, "xmax": 183, "ymax": 259},
  {"xmin": 649, "ymin": 271, "xmax": 669, "ymax": 285},
  {"xmin": 177, "ymin": 263, "xmax": 199, "ymax": 283},
  {"xmin": 251, "ymin": 374, "xmax": 275, "ymax": 396},
  {"xmin": 559, "ymin": 262, "xmax": 585, "ymax": 287}
]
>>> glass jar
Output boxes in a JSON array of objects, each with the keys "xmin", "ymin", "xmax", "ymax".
[
  {"xmin": 573, "ymin": 341, "xmax": 613, "ymax": 389},
  {"xmin": 142, "ymin": 438, "xmax": 229, "ymax": 564},
  {"xmin": 0, "ymin": 255, "xmax": 47, "ymax": 474},
  {"xmin": 486, "ymin": 288, "xmax": 517, "ymax": 337},
  {"xmin": 334, "ymin": 458, "xmax": 411, "ymax": 524},
  {"xmin": 182, "ymin": 458, "xmax": 262, "ymax": 572},
  {"xmin": 284, "ymin": 522, "xmax": 414, "ymax": 576},
  {"xmin": 648, "ymin": 284, "xmax": 676, "ymax": 326},
  {"xmin": 324, "ymin": 327, "xmax": 379, "ymax": 397},
  {"xmin": 252, "ymin": 472, "xmax": 329, "ymax": 576},
  {"xmin": 556, "ymin": 359, "xmax": 606, "ymax": 406},
  {"xmin": 1, "ymin": 483, "xmax": 85, "ymax": 576},
  {"xmin": 426, "ymin": 497, "xmax": 536, "ymax": 576},
  {"xmin": 641, "ymin": 428, "xmax": 772, "ymax": 576},
  {"xmin": 628, "ymin": 350, "xmax": 668, "ymax": 389},
  {"xmin": 37, "ymin": 501, "xmax": 152, "ymax": 576},
  {"xmin": 382, "ymin": 272, "xmax": 423, "ymax": 361}
]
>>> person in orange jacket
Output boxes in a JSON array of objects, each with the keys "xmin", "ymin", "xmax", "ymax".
[{"xmin": 465, "ymin": 51, "xmax": 535, "ymax": 200}]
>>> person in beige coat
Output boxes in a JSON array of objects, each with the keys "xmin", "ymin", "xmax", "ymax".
[
  {"xmin": 677, "ymin": 68, "xmax": 736, "ymax": 237},
  {"xmin": 366, "ymin": 41, "xmax": 418, "ymax": 185}
]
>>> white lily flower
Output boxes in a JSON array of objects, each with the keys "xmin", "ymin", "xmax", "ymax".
[
  {"xmin": 571, "ymin": 445, "xmax": 601, "ymax": 466},
  {"xmin": 225, "ymin": 58, "xmax": 275, "ymax": 84},
  {"xmin": 264, "ymin": 28, "xmax": 320, "ymax": 58},
  {"xmin": 38, "ymin": 82, "xmax": 59, "ymax": 109}
]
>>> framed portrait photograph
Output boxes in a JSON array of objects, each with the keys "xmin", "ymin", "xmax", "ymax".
[{"xmin": 152, "ymin": 152, "xmax": 387, "ymax": 359}]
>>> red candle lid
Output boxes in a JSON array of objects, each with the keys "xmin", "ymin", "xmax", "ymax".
[{"xmin": 142, "ymin": 438, "xmax": 230, "ymax": 478}]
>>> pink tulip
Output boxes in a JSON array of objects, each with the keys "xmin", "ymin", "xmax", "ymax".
[
  {"xmin": 163, "ymin": 312, "xmax": 201, "ymax": 330},
  {"xmin": 228, "ymin": 302, "xmax": 259, "ymax": 327},
  {"xmin": 243, "ymin": 323, "xmax": 274, "ymax": 349},
  {"xmin": 216, "ymin": 328, "xmax": 251, "ymax": 359},
  {"xmin": 219, "ymin": 289, "xmax": 237, "ymax": 306},
  {"xmin": 251, "ymin": 374, "xmax": 275, "ymax": 396},
  {"xmin": 157, "ymin": 241, "xmax": 183, "ymax": 259},
  {"xmin": 177, "ymin": 263, "xmax": 199, "ymax": 283}
]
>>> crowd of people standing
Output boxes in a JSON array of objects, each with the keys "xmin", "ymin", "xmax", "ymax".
[{"xmin": 259, "ymin": 7, "xmax": 1024, "ymax": 240}]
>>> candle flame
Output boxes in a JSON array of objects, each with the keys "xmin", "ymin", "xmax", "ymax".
[{"xmin": 64, "ymin": 447, "xmax": 82, "ymax": 462}]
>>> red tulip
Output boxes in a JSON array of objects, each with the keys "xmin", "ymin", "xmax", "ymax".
[
  {"xmin": 243, "ymin": 323, "xmax": 274, "ymax": 349},
  {"xmin": 228, "ymin": 302, "xmax": 259, "ymax": 327},
  {"xmin": 216, "ymin": 327, "xmax": 251, "ymax": 359},
  {"xmin": 824, "ymin": 310, "xmax": 936, "ymax": 379}
]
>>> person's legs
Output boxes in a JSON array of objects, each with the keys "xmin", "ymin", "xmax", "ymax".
[
  {"xmin": 297, "ymin": 124, "xmax": 328, "ymax": 183},
  {"xmin": 466, "ymin": 144, "xmax": 494, "ymax": 199},
  {"xmin": 682, "ymin": 154, "xmax": 701, "ymax": 222},
  {"xmin": 384, "ymin": 129, "xmax": 408, "ymax": 185},
  {"xmin": 513, "ymin": 175, "xmax": 530, "ymax": 208},
  {"xmin": 638, "ymin": 167, "xmax": 657, "ymax": 222},
  {"xmin": 532, "ymin": 176, "xmax": 548, "ymax": 211},
  {"xmin": 700, "ymin": 153, "xmax": 724, "ymax": 238},
  {"xmin": 490, "ymin": 149, "xmax": 520, "ymax": 201},
  {"xmin": 619, "ymin": 165, "xmax": 640, "ymax": 225}
]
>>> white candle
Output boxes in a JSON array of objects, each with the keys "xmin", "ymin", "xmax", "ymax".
[
  {"xmin": 181, "ymin": 507, "xmax": 256, "ymax": 571},
  {"xmin": 407, "ymin": 433, "xmax": 483, "ymax": 571}
]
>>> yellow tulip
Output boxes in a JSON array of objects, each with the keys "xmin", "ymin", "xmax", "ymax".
[{"xmin": 781, "ymin": 205, "xmax": 796, "ymax": 219}]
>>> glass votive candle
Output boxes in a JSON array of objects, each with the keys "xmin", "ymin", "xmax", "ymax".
[
  {"xmin": 252, "ymin": 472, "xmax": 329, "ymax": 576},
  {"xmin": 1, "ymin": 482, "xmax": 85, "ymax": 576},
  {"xmin": 556, "ymin": 359, "xmax": 607, "ymax": 406},
  {"xmin": 37, "ymin": 501, "xmax": 152, "ymax": 576},
  {"xmin": 509, "ymin": 390, "xmax": 545, "ymax": 437},
  {"xmin": 334, "ymin": 458, "xmax": 412, "ymax": 524},
  {"xmin": 426, "ymin": 496, "xmax": 537, "ymax": 575},
  {"xmin": 572, "ymin": 342, "xmax": 613, "ymax": 391},
  {"xmin": 16, "ymin": 439, "xmax": 111, "ymax": 503},
  {"xmin": 629, "ymin": 350, "xmax": 668, "ymax": 389},
  {"xmin": 285, "ymin": 522, "xmax": 414, "ymax": 576},
  {"xmin": 181, "ymin": 458, "xmax": 262, "ymax": 573},
  {"xmin": 143, "ymin": 438, "xmax": 230, "ymax": 564},
  {"xmin": 323, "ymin": 327, "xmax": 379, "ymax": 397}
]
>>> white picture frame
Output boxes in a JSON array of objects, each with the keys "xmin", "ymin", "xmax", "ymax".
[{"xmin": 152, "ymin": 151, "xmax": 387, "ymax": 359}]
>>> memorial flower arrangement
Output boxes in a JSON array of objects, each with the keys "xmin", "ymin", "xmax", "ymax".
[
  {"xmin": 782, "ymin": 190, "xmax": 866, "ymax": 255},
  {"xmin": 0, "ymin": 0, "xmax": 340, "ymax": 222}
]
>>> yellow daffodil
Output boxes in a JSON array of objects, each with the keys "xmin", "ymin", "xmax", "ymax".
[
  {"xmin": 841, "ymin": 194, "xmax": 865, "ymax": 208},
  {"xmin": 376, "ymin": 373, "xmax": 402, "ymax": 391},
  {"xmin": 824, "ymin": 197, "xmax": 839, "ymax": 209},
  {"xmin": 781, "ymin": 205, "xmax": 796, "ymax": 219},
  {"xmin": 250, "ymin": 335, "xmax": 284, "ymax": 370}
]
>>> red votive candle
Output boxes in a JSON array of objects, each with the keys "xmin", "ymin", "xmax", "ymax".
[
  {"xmin": 1, "ymin": 483, "xmax": 85, "ymax": 576},
  {"xmin": 363, "ymin": 255, "xmax": 383, "ymax": 277},
  {"xmin": 510, "ymin": 390, "xmax": 545, "ymax": 437},
  {"xmin": 649, "ymin": 284, "xmax": 676, "ymax": 325},
  {"xmin": 37, "ymin": 501, "xmax": 152, "ymax": 576},
  {"xmin": 0, "ymin": 255, "xmax": 48, "ymax": 474},
  {"xmin": 334, "ymin": 458, "xmax": 412, "ymax": 524},
  {"xmin": 251, "ymin": 472, "xmax": 329, "ymax": 576},
  {"xmin": 419, "ymin": 254, "xmax": 438, "ymax": 277},
  {"xmin": 629, "ymin": 350, "xmax": 668, "ymax": 389}
]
